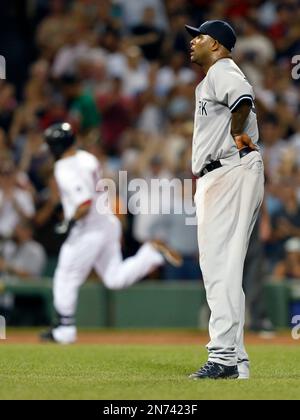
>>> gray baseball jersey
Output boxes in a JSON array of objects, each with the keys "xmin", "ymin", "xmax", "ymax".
[{"xmin": 192, "ymin": 58, "xmax": 259, "ymax": 176}]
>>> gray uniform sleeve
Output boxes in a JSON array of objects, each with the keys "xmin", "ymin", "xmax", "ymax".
[{"xmin": 210, "ymin": 64, "xmax": 255, "ymax": 112}]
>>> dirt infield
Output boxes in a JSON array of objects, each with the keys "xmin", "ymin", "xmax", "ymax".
[{"xmin": 1, "ymin": 329, "xmax": 298, "ymax": 345}]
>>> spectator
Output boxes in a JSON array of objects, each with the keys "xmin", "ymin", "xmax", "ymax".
[
  {"xmin": 163, "ymin": 179, "xmax": 201, "ymax": 281},
  {"xmin": 235, "ymin": 17, "xmax": 275, "ymax": 65},
  {"xmin": 18, "ymin": 125, "xmax": 52, "ymax": 192},
  {"xmin": 166, "ymin": 11, "xmax": 193, "ymax": 55},
  {"xmin": 268, "ymin": 183, "xmax": 300, "ymax": 267},
  {"xmin": 0, "ymin": 160, "xmax": 35, "ymax": 239},
  {"xmin": 34, "ymin": 175, "xmax": 65, "ymax": 258},
  {"xmin": 260, "ymin": 113, "xmax": 289, "ymax": 180},
  {"xmin": 156, "ymin": 52, "xmax": 196, "ymax": 96},
  {"xmin": 273, "ymin": 237, "xmax": 300, "ymax": 280},
  {"xmin": 0, "ymin": 220, "xmax": 46, "ymax": 279},
  {"xmin": 234, "ymin": 17, "xmax": 275, "ymax": 87},
  {"xmin": 61, "ymin": 73, "xmax": 101, "ymax": 131},
  {"xmin": 0, "ymin": 128, "xmax": 11, "ymax": 159},
  {"xmin": 129, "ymin": 6, "xmax": 165, "ymax": 61},
  {"xmin": 51, "ymin": 19, "xmax": 89, "ymax": 78},
  {"xmin": 101, "ymin": 28, "xmax": 127, "ymax": 78},
  {"xmin": 36, "ymin": 0, "xmax": 69, "ymax": 59},
  {"xmin": 268, "ymin": 1, "xmax": 300, "ymax": 60},
  {"xmin": 119, "ymin": 46, "xmax": 150, "ymax": 97},
  {"xmin": 257, "ymin": 0, "xmax": 278, "ymax": 28},
  {"xmin": 136, "ymin": 87, "xmax": 165, "ymax": 136},
  {"xmin": 116, "ymin": 0, "xmax": 168, "ymax": 30},
  {"xmin": 132, "ymin": 155, "xmax": 172, "ymax": 243},
  {"xmin": 97, "ymin": 77, "xmax": 134, "ymax": 155},
  {"xmin": 0, "ymin": 82, "xmax": 17, "ymax": 133},
  {"xmin": 9, "ymin": 77, "xmax": 48, "ymax": 144}
]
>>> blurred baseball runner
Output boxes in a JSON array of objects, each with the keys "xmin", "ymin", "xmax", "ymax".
[
  {"xmin": 41, "ymin": 123, "xmax": 182, "ymax": 344},
  {"xmin": 185, "ymin": 20, "xmax": 264, "ymax": 379}
]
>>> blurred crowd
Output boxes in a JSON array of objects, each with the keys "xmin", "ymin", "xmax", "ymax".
[{"xmin": 0, "ymin": 0, "xmax": 300, "ymax": 283}]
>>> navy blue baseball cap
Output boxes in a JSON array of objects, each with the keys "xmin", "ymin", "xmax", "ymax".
[{"xmin": 185, "ymin": 20, "xmax": 237, "ymax": 52}]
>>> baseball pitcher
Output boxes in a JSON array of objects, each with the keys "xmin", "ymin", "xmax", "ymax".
[{"xmin": 186, "ymin": 20, "xmax": 264, "ymax": 379}]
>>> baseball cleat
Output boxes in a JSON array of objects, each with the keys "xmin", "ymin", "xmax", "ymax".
[
  {"xmin": 237, "ymin": 359, "xmax": 250, "ymax": 379},
  {"xmin": 150, "ymin": 240, "xmax": 183, "ymax": 267},
  {"xmin": 40, "ymin": 326, "xmax": 77, "ymax": 344},
  {"xmin": 40, "ymin": 329, "xmax": 58, "ymax": 343},
  {"xmin": 189, "ymin": 361, "xmax": 239, "ymax": 380}
]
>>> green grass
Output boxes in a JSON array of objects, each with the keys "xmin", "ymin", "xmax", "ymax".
[{"xmin": 0, "ymin": 344, "xmax": 299, "ymax": 400}]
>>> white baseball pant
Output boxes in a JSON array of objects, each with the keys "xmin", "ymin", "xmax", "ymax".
[
  {"xmin": 53, "ymin": 215, "xmax": 164, "ymax": 317},
  {"xmin": 195, "ymin": 151, "xmax": 264, "ymax": 366}
]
